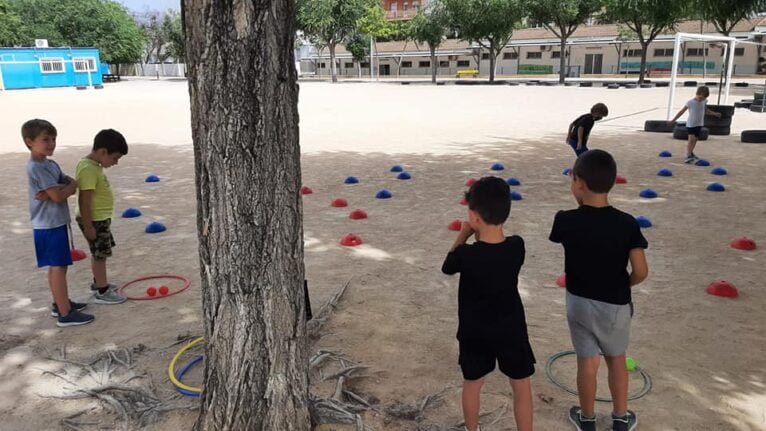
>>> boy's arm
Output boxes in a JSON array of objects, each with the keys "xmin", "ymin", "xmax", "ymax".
[
  {"xmin": 442, "ymin": 223, "xmax": 474, "ymax": 275},
  {"xmin": 41, "ymin": 180, "xmax": 77, "ymax": 203},
  {"xmin": 628, "ymin": 248, "xmax": 648, "ymax": 287},
  {"xmin": 668, "ymin": 106, "xmax": 687, "ymax": 123},
  {"xmin": 78, "ymin": 190, "xmax": 97, "ymax": 241},
  {"xmin": 576, "ymin": 126, "xmax": 585, "ymax": 149},
  {"xmin": 705, "ymin": 108, "xmax": 722, "ymax": 117}
]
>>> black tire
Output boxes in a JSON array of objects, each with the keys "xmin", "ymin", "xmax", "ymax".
[
  {"xmin": 741, "ymin": 130, "xmax": 766, "ymax": 143},
  {"xmin": 625, "ymin": 83, "xmax": 637, "ymax": 89},
  {"xmin": 644, "ymin": 120, "xmax": 675, "ymax": 133},
  {"xmin": 640, "ymin": 83, "xmax": 654, "ymax": 88},
  {"xmin": 76, "ymin": 86, "xmax": 87, "ymax": 90},
  {"xmin": 734, "ymin": 82, "xmax": 749, "ymax": 87},
  {"xmin": 734, "ymin": 102, "xmax": 752, "ymax": 108},
  {"xmin": 525, "ymin": 82, "xmax": 539, "ymax": 86},
  {"xmin": 673, "ymin": 126, "xmax": 709, "ymax": 140},
  {"xmin": 707, "ymin": 104, "xmax": 735, "ymax": 117},
  {"xmin": 684, "ymin": 81, "xmax": 698, "ymax": 87},
  {"xmin": 579, "ymin": 82, "xmax": 593, "ymax": 87},
  {"xmin": 607, "ymin": 83, "xmax": 620, "ymax": 89},
  {"xmin": 708, "ymin": 126, "xmax": 730, "ymax": 136},
  {"xmin": 94, "ymin": 84, "xmax": 104, "ymax": 89},
  {"xmin": 507, "ymin": 82, "xmax": 520, "ymax": 86},
  {"xmin": 704, "ymin": 115, "xmax": 732, "ymax": 127},
  {"xmin": 565, "ymin": 82, "xmax": 578, "ymax": 86},
  {"xmin": 704, "ymin": 81, "xmax": 719, "ymax": 86},
  {"xmin": 750, "ymin": 104, "xmax": 766, "ymax": 113},
  {"xmin": 754, "ymin": 93, "xmax": 765, "ymax": 103},
  {"xmin": 401, "ymin": 82, "xmax": 411, "ymax": 85},
  {"xmin": 655, "ymin": 82, "xmax": 670, "ymax": 87}
]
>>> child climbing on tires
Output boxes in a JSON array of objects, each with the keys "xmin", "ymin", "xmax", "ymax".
[
  {"xmin": 442, "ymin": 177, "xmax": 535, "ymax": 431},
  {"xmin": 550, "ymin": 150, "xmax": 649, "ymax": 431},
  {"xmin": 566, "ymin": 103, "xmax": 609, "ymax": 156},
  {"xmin": 668, "ymin": 86, "xmax": 722, "ymax": 163}
]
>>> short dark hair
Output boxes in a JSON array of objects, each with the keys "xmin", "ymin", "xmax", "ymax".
[
  {"xmin": 696, "ymin": 86, "xmax": 710, "ymax": 97},
  {"xmin": 572, "ymin": 149, "xmax": 616, "ymax": 194},
  {"xmin": 21, "ymin": 119, "xmax": 57, "ymax": 141},
  {"xmin": 465, "ymin": 176, "xmax": 511, "ymax": 225},
  {"xmin": 590, "ymin": 103, "xmax": 608, "ymax": 117},
  {"xmin": 93, "ymin": 129, "xmax": 128, "ymax": 155}
]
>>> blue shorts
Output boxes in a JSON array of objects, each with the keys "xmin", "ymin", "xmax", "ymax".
[
  {"xmin": 687, "ymin": 126, "xmax": 702, "ymax": 137},
  {"xmin": 568, "ymin": 138, "xmax": 588, "ymax": 156},
  {"xmin": 33, "ymin": 225, "xmax": 73, "ymax": 268}
]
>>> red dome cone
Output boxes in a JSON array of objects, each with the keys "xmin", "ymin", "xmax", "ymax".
[
  {"xmin": 706, "ymin": 280, "xmax": 738, "ymax": 298},
  {"xmin": 331, "ymin": 198, "xmax": 348, "ymax": 208},
  {"xmin": 71, "ymin": 248, "xmax": 87, "ymax": 261},
  {"xmin": 556, "ymin": 273, "xmax": 566, "ymax": 288},
  {"xmin": 349, "ymin": 209, "xmax": 368, "ymax": 220},
  {"xmin": 448, "ymin": 220, "xmax": 463, "ymax": 231},
  {"xmin": 730, "ymin": 237, "xmax": 756, "ymax": 251},
  {"xmin": 465, "ymin": 178, "xmax": 477, "ymax": 187},
  {"xmin": 459, "ymin": 197, "xmax": 468, "ymax": 206},
  {"xmin": 340, "ymin": 234, "xmax": 363, "ymax": 247},
  {"xmin": 615, "ymin": 175, "xmax": 627, "ymax": 184},
  {"xmin": 301, "ymin": 186, "xmax": 313, "ymax": 195}
]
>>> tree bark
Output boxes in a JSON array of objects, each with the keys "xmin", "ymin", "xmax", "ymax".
[
  {"xmin": 329, "ymin": 43, "xmax": 338, "ymax": 82},
  {"xmin": 430, "ymin": 45, "xmax": 437, "ymax": 83},
  {"xmin": 183, "ymin": 1, "xmax": 309, "ymax": 430},
  {"xmin": 488, "ymin": 44, "xmax": 496, "ymax": 82},
  {"xmin": 639, "ymin": 41, "xmax": 649, "ymax": 83}
]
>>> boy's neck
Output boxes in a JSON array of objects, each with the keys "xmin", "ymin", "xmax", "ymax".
[
  {"xmin": 476, "ymin": 225, "xmax": 505, "ymax": 244},
  {"xmin": 581, "ymin": 193, "xmax": 610, "ymax": 208},
  {"xmin": 86, "ymin": 153, "xmax": 101, "ymax": 164},
  {"xmin": 30, "ymin": 152, "xmax": 46, "ymax": 161}
]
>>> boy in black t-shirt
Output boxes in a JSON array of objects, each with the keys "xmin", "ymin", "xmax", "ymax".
[
  {"xmin": 549, "ymin": 150, "xmax": 648, "ymax": 431},
  {"xmin": 442, "ymin": 177, "xmax": 534, "ymax": 431},
  {"xmin": 566, "ymin": 103, "xmax": 609, "ymax": 156}
]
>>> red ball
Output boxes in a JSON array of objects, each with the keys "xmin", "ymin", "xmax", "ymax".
[
  {"xmin": 730, "ymin": 237, "xmax": 756, "ymax": 251},
  {"xmin": 465, "ymin": 178, "xmax": 477, "ymax": 187},
  {"xmin": 556, "ymin": 273, "xmax": 567, "ymax": 288},
  {"xmin": 615, "ymin": 175, "xmax": 627, "ymax": 184},
  {"xmin": 448, "ymin": 220, "xmax": 463, "ymax": 231},
  {"xmin": 146, "ymin": 287, "xmax": 157, "ymax": 297},
  {"xmin": 459, "ymin": 197, "xmax": 468, "ymax": 206},
  {"xmin": 70, "ymin": 248, "xmax": 87, "ymax": 261},
  {"xmin": 349, "ymin": 209, "xmax": 368, "ymax": 220},
  {"xmin": 300, "ymin": 186, "xmax": 313, "ymax": 195},
  {"xmin": 340, "ymin": 234, "xmax": 363, "ymax": 247},
  {"xmin": 159, "ymin": 285, "xmax": 170, "ymax": 296},
  {"xmin": 331, "ymin": 198, "xmax": 348, "ymax": 208}
]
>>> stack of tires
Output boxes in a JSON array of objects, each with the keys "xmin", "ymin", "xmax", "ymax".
[
  {"xmin": 704, "ymin": 104, "xmax": 734, "ymax": 136},
  {"xmin": 751, "ymin": 92, "xmax": 765, "ymax": 113},
  {"xmin": 672, "ymin": 121, "xmax": 709, "ymax": 140}
]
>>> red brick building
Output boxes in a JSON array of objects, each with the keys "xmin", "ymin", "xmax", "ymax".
[{"xmin": 381, "ymin": 0, "xmax": 427, "ymax": 21}]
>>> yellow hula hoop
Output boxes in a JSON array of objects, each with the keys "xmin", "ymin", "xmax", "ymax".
[{"xmin": 168, "ymin": 336, "xmax": 204, "ymax": 393}]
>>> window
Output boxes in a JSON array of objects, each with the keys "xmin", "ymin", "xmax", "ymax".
[
  {"xmin": 457, "ymin": 60, "xmax": 470, "ymax": 67},
  {"xmin": 73, "ymin": 57, "xmax": 96, "ymax": 72},
  {"xmin": 734, "ymin": 47, "xmax": 745, "ymax": 56},
  {"xmin": 418, "ymin": 61, "xmax": 430, "ymax": 68},
  {"xmin": 623, "ymin": 49, "xmax": 643, "ymax": 57},
  {"xmin": 39, "ymin": 57, "xmax": 64, "ymax": 73},
  {"xmin": 686, "ymin": 48, "xmax": 708, "ymax": 56},
  {"xmin": 403, "ymin": 2, "xmax": 408, "ymax": 11},
  {"xmin": 360, "ymin": 62, "xmax": 370, "ymax": 68},
  {"xmin": 401, "ymin": 61, "xmax": 412, "ymax": 67},
  {"xmin": 503, "ymin": 52, "xmax": 518, "ymax": 60},
  {"xmin": 654, "ymin": 48, "xmax": 674, "ymax": 57},
  {"xmin": 412, "ymin": 1, "xmax": 419, "ymax": 10},
  {"xmin": 439, "ymin": 60, "xmax": 449, "ymax": 67},
  {"xmin": 390, "ymin": 2, "xmax": 397, "ymax": 12},
  {"xmin": 481, "ymin": 53, "xmax": 489, "ymax": 60},
  {"xmin": 319, "ymin": 62, "xmax": 326, "ymax": 69},
  {"xmin": 552, "ymin": 51, "xmax": 561, "ymax": 58},
  {"xmin": 344, "ymin": 62, "xmax": 354, "ymax": 68},
  {"xmin": 526, "ymin": 52, "xmax": 542, "ymax": 59}
]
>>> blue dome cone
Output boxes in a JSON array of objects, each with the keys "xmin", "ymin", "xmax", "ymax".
[
  {"xmin": 375, "ymin": 189, "xmax": 392, "ymax": 199},
  {"xmin": 659, "ymin": 150, "xmax": 672, "ymax": 157},
  {"xmin": 390, "ymin": 165, "xmax": 403, "ymax": 172},
  {"xmin": 711, "ymin": 167, "xmax": 727, "ymax": 176},
  {"xmin": 506, "ymin": 177, "xmax": 521, "ymax": 186},
  {"xmin": 491, "ymin": 163, "xmax": 505, "ymax": 171},
  {"xmin": 695, "ymin": 159, "xmax": 711, "ymax": 167},
  {"xmin": 562, "ymin": 168, "xmax": 572, "ymax": 176},
  {"xmin": 510, "ymin": 191, "xmax": 523, "ymax": 201},
  {"xmin": 706, "ymin": 182, "xmax": 725, "ymax": 192},
  {"xmin": 145, "ymin": 221, "xmax": 167, "ymax": 234},
  {"xmin": 639, "ymin": 189, "xmax": 658, "ymax": 198},
  {"xmin": 344, "ymin": 176, "xmax": 359, "ymax": 184},
  {"xmin": 122, "ymin": 208, "xmax": 142, "ymax": 218},
  {"xmin": 145, "ymin": 175, "xmax": 160, "ymax": 183},
  {"xmin": 636, "ymin": 216, "xmax": 653, "ymax": 228},
  {"xmin": 397, "ymin": 172, "xmax": 411, "ymax": 180},
  {"xmin": 657, "ymin": 168, "xmax": 673, "ymax": 177}
]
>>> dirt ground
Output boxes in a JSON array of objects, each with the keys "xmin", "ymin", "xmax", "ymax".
[{"xmin": 0, "ymin": 80, "xmax": 764, "ymax": 431}]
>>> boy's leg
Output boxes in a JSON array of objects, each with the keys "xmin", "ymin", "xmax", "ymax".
[
  {"xmin": 686, "ymin": 135, "xmax": 698, "ymax": 158},
  {"xmin": 576, "ymin": 356, "xmax": 601, "ymax": 417},
  {"xmin": 462, "ymin": 378, "xmax": 484, "ymax": 431},
  {"xmin": 604, "ymin": 354, "xmax": 628, "ymax": 416},
  {"xmin": 49, "ymin": 266, "xmax": 71, "ymax": 316},
  {"xmin": 508, "ymin": 377, "xmax": 533, "ymax": 431},
  {"xmin": 92, "ymin": 257, "xmax": 108, "ymax": 289}
]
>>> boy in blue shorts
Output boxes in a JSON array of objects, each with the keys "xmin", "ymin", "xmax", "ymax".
[
  {"xmin": 550, "ymin": 150, "xmax": 648, "ymax": 431},
  {"xmin": 442, "ymin": 177, "xmax": 534, "ymax": 431},
  {"xmin": 566, "ymin": 103, "xmax": 609, "ymax": 156},
  {"xmin": 23, "ymin": 119, "xmax": 94, "ymax": 327}
]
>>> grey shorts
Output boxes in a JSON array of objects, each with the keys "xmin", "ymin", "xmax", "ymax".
[{"xmin": 566, "ymin": 291, "xmax": 631, "ymax": 358}]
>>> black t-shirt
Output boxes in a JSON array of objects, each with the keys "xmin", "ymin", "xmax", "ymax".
[
  {"xmin": 549, "ymin": 206, "xmax": 648, "ymax": 305},
  {"xmin": 568, "ymin": 113, "xmax": 596, "ymax": 146},
  {"xmin": 442, "ymin": 236, "xmax": 529, "ymax": 343}
]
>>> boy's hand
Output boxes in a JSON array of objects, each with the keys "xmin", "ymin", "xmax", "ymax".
[
  {"xmin": 83, "ymin": 224, "xmax": 97, "ymax": 242},
  {"xmin": 460, "ymin": 222, "xmax": 474, "ymax": 236},
  {"xmin": 714, "ymin": 112, "xmax": 722, "ymax": 118},
  {"xmin": 35, "ymin": 191, "xmax": 49, "ymax": 201}
]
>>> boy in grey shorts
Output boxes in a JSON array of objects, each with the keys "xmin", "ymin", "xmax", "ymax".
[{"xmin": 549, "ymin": 150, "xmax": 648, "ymax": 431}]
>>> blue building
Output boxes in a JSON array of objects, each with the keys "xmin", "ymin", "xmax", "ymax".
[{"xmin": 0, "ymin": 47, "xmax": 103, "ymax": 90}]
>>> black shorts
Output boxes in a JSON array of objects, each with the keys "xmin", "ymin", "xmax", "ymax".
[
  {"xmin": 458, "ymin": 336, "xmax": 536, "ymax": 381},
  {"xmin": 687, "ymin": 126, "xmax": 703, "ymax": 137},
  {"xmin": 76, "ymin": 217, "xmax": 116, "ymax": 260}
]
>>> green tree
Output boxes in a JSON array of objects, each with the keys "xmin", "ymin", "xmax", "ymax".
[
  {"xmin": 604, "ymin": 0, "xmax": 686, "ymax": 83},
  {"xmin": 297, "ymin": 0, "xmax": 374, "ymax": 82},
  {"xmin": 345, "ymin": 31, "xmax": 370, "ymax": 78},
  {"xmin": 527, "ymin": 0, "xmax": 604, "ymax": 83},
  {"xmin": 163, "ymin": 10, "xmax": 185, "ymax": 62},
  {"xmin": 695, "ymin": 0, "xmax": 765, "ymax": 36},
  {"xmin": 409, "ymin": 0, "xmax": 451, "ymax": 84},
  {"xmin": 0, "ymin": 0, "xmax": 24, "ymax": 46},
  {"xmin": 357, "ymin": 4, "xmax": 394, "ymax": 77},
  {"xmin": 445, "ymin": 0, "xmax": 525, "ymax": 82}
]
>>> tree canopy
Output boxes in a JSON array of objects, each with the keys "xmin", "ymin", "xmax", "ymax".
[{"xmin": 694, "ymin": 0, "xmax": 766, "ymax": 35}]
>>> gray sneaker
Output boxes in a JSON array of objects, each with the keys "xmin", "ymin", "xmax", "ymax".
[
  {"xmin": 94, "ymin": 288, "xmax": 127, "ymax": 304},
  {"xmin": 569, "ymin": 406, "xmax": 596, "ymax": 431},
  {"xmin": 613, "ymin": 410, "xmax": 637, "ymax": 431}
]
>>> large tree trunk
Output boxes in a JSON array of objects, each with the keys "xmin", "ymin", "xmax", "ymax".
[
  {"xmin": 488, "ymin": 45, "xmax": 496, "ymax": 82},
  {"xmin": 638, "ymin": 41, "xmax": 649, "ymax": 83},
  {"xmin": 183, "ymin": 1, "xmax": 309, "ymax": 430},
  {"xmin": 430, "ymin": 45, "xmax": 437, "ymax": 84},
  {"xmin": 329, "ymin": 43, "xmax": 338, "ymax": 82},
  {"xmin": 558, "ymin": 34, "xmax": 567, "ymax": 84}
]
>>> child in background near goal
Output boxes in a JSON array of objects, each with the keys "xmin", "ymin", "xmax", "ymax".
[
  {"xmin": 442, "ymin": 177, "xmax": 535, "ymax": 431},
  {"xmin": 668, "ymin": 86, "xmax": 722, "ymax": 163},
  {"xmin": 566, "ymin": 103, "xmax": 609, "ymax": 156}
]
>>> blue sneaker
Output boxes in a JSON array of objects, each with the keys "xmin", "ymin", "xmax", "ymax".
[
  {"xmin": 569, "ymin": 406, "xmax": 596, "ymax": 431},
  {"xmin": 51, "ymin": 300, "xmax": 88, "ymax": 317},
  {"xmin": 612, "ymin": 410, "xmax": 637, "ymax": 431},
  {"xmin": 57, "ymin": 310, "xmax": 95, "ymax": 327}
]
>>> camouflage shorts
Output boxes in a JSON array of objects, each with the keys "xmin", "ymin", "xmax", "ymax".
[{"xmin": 76, "ymin": 217, "xmax": 116, "ymax": 260}]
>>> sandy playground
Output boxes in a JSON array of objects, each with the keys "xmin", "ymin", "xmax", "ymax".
[{"xmin": 0, "ymin": 79, "xmax": 765, "ymax": 430}]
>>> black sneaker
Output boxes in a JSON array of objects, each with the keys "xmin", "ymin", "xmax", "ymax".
[
  {"xmin": 51, "ymin": 300, "xmax": 88, "ymax": 317},
  {"xmin": 569, "ymin": 406, "xmax": 597, "ymax": 431},
  {"xmin": 613, "ymin": 410, "xmax": 637, "ymax": 431},
  {"xmin": 57, "ymin": 310, "xmax": 95, "ymax": 327}
]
